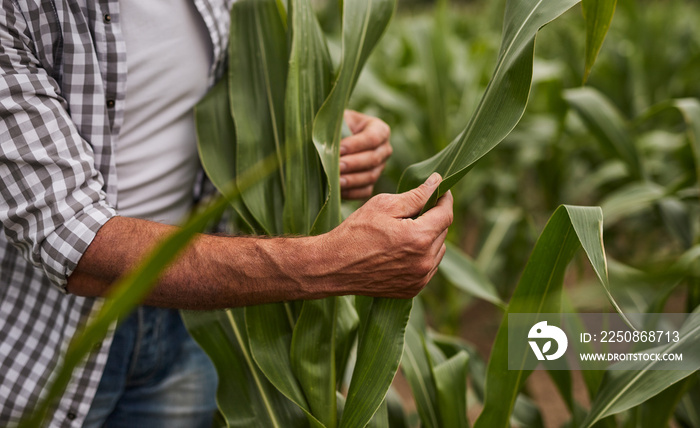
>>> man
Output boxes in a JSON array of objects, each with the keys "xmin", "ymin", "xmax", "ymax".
[{"xmin": 0, "ymin": 0, "xmax": 453, "ymax": 427}]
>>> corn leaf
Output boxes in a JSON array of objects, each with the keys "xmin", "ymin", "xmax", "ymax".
[
  {"xmin": 183, "ymin": 309, "xmax": 307, "ymax": 427},
  {"xmin": 581, "ymin": 310, "xmax": 700, "ymax": 427},
  {"xmin": 582, "ymin": 0, "xmax": 617, "ymax": 83},
  {"xmin": 600, "ymin": 181, "xmax": 665, "ymax": 225},
  {"xmin": 195, "ymin": 73, "xmax": 258, "ymax": 231},
  {"xmin": 439, "ymin": 242, "xmax": 505, "ymax": 308},
  {"xmin": 639, "ymin": 377, "xmax": 693, "ymax": 428},
  {"xmin": 340, "ymin": 296, "xmax": 410, "ymax": 428},
  {"xmin": 564, "ymin": 87, "xmax": 644, "ymax": 180},
  {"xmin": 290, "ymin": 297, "xmax": 338, "ymax": 427},
  {"xmin": 671, "ymin": 99, "xmax": 700, "ymax": 189},
  {"xmin": 310, "ymin": 0, "xmax": 395, "ymax": 233},
  {"xmin": 285, "ymin": 1, "xmax": 398, "ymax": 427},
  {"xmin": 474, "ymin": 205, "xmax": 626, "ymax": 428},
  {"xmin": 432, "ymin": 351, "xmax": 469, "ymax": 428},
  {"xmin": 402, "ymin": 324, "xmax": 440, "ymax": 428},
  {"xmin": 397, "ymin": 0, "xmax": 581, "ymax": 206},
  {"xmin": 246, "ymin": 303, "xmax": 324, "ymax": 428},
  {"xmin": 335, "ymin": 295, "xmax": 360, "ymax": 386},
  {"xmin": 366, "ymin": 400, "xmax": 389, "ymax": 428},
  {"xmin": 282, "ymin": 0, "xmax": 332, "ymax": 235},
  {"xmin": 641, "ymin": 98, "xmax": 700, "ymax": 189},
  {"xmin": 229, "ymin": 0, "xmax": 287, "ymax": 235},
  {"xmin": 243, "ymin": 1, "xmax": 336, "ymax": 426}
]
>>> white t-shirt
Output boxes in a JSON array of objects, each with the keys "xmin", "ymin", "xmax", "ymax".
[{"xmin": 117, "ymin": 0, "xmax": 213, "ymax": 225}]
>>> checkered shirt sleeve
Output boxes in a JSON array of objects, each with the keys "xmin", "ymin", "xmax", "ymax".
[
  {"xmin": 0, "ymin": 0, "xmax": 233, "ymax": 426},
  {"xmin": 1, "ymin": 1, "xmax": 117, "ymax": 291}
]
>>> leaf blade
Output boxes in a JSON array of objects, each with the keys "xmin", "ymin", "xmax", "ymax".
[{"xmin": 582, "ymin": 0, "xmax": 617, "ymax": 83}]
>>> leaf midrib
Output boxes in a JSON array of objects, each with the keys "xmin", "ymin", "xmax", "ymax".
[
  {"xmin": 443, "ymin": 0, "xmax": 545, "ymax": 178},
  {"xmin": 227, "ymin": 310, "xmax": 283, "ymax": 428}
]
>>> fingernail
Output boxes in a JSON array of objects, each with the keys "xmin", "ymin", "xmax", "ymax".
[
  {"xmin": 340, "ymin": 146, "xmax": 348, "ymax": 156},
  {"xmin": 340, "ymin": 177, "xmax": 347, "ymax": 187},
  {"xmin": 427, "ymin": 172, "xmax": 441, "ymax": 186},
  {"xmin": 340, "ymin": 162, "xmax": 347, "ymax": 173}
]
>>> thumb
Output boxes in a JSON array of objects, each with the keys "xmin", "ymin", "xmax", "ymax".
[{"xmin": 394, "ymin": 172, "xmax": 442, "ymax": 218}]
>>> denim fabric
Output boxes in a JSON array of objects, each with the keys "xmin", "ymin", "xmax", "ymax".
[{"xmin": 83, "ymin": 306, "xmax": 218, "ymax": 428}]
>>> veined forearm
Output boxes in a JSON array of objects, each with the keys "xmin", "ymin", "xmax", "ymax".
[
  {"xmin": 66, "ymin": 216, "xmax": 327, "ymax": 309},
  {"xmin": 67, "ymin": 174, "xmax": 453, "ymax": 309}
]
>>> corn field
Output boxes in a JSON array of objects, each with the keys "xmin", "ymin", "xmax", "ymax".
[{"xmin": 22, "ymin": 0, "xmax": 700, "ymax": 427}]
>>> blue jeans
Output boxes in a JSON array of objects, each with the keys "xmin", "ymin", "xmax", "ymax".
[{"xmin": 83, "ymin": 306, "xmax": 218, "ymax": 428}]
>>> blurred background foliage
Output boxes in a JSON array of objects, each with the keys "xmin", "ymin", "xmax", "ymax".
[{"xmin": 312, "ymin": 0, "xmax": 700, "ymax": 335}]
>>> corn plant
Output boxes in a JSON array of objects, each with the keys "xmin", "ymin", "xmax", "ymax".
[
  {"xmin": 21, "ymin": 0, "xmax": 700, "ymax": 427},
  {"xmin": 185, "ymin": 0, "xmax": 638, "ymax": 427}
]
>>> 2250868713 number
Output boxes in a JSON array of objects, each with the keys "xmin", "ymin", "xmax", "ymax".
[{"xmin": 600, "ymin": 330, "xmax": 680, "ymax": 343}]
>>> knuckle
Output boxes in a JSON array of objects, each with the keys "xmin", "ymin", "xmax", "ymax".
[
  {"xmin": 414, "ymin": 234, "xmax": 432, "ymax": 250},
  {"xmin": 371, "ymin": 193, "xmax": 393, "ymax": 208}
]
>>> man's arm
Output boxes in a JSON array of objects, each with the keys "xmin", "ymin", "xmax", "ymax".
[{"xmin": 67, "ymin": 173, "xmax": 453, "ymax": 309}]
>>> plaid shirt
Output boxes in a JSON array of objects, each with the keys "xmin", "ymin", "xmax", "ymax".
[{"xmin": 0, "ymin": 1, "xmax": 232, "ymax": 426}]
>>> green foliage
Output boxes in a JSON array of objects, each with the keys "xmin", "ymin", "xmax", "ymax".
[
  {"xmin": 582, "ymin": 0, "xmax": 617, "ymax": 83},
  {"xmin": 186, "ymin": 0, "xmax": 403, "ymax": 427},
  {"xmin": 20, "ymin": 0, "xmax": 700, "ymax": 427},
  {"xmin": 475, "ymin": 206, "xmax": 616, "ymax": 428}
]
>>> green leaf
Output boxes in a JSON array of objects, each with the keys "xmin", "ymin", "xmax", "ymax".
[
  {"xmin": 677, "ymin": 375, "xmax": 700, "ymax": 427},
  {"xmin": 290, "ymin": 297, "xmax": 338, "ymax": 427},
  {"xmin": 641, "ymin": 98, "xmax": 700, "ymax": 190},
  {"xmin": 311, "ymin": 0, "xmax": 395, "ymax": 233},
  {"xmin": 340, "ymin": 297, "xmax": 411, "ymax": 428},
  {"xmin": 581, "ymin": 311, "xmax": 700, "ymax": 427},
  {"xmin": 564, "ymin": 87, "xmax": 644, "ymax": 180},
  {"xmin": 402, "ymin": 324, "xmax": 440, "ymax": 428},
  {"xmin": 245, "ymin": 303, "xmax": 325, "ymax": 428},
  {"xmin": 432, "ymin": 351, "xmax": 470, "ymax": 428},
  {"xmin": 671, "ymin": 99, "xmax": 700, "ymax": 189},
  {"xmin": 397, "ymin": 0, "xmax": 581, "ymax": 206},
  {"xmin": 385, "ymin": 387, "xmax": 409, "ymax": 428},
  {"xmin": 194, "ymin": 74, "xmax": 257, "ymax": 231},
  {"xmin": 582, "ymin": 0, "xmax": 617, "ymax": 83},
  {"xmin": 439, "ymin": 242, "xmax": 505, "ymax": 308},
  {"xmin": 474, "ymin": 206, "xmax": 627, "ymax": 428},
  {"xmin": 282, "ymin": 0, "xmax": 333, "ymax": 235},
  {"xmin": 600, "ymin": 181, "xmax": 665, "ymax": 225},
  {"xmin": 366, "ymin": 400, "xmax": 389, "ymax": 428},
  {"xmin": 639, "ymin": 377, "xmax": 693, "ymax": 428},
  {"xmin": 229, "ymin": 0, "xmax": 287, "ymax": 235},
  {"xmin": 335, "ymin": 295, "xmax": 360, "ymax": 386},
  {"xmin": 183, "ymin": 310, "xmax": 307, "ymax": 427}
]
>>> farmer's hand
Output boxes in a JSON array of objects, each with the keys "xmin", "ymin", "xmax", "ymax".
[
  {"xmin": 319, "ymin": 172, "xmax": 453, "ymax": 299},
  {"xmin": 340, "ymin": 110, "xmax": 392, "ymax": 200}
]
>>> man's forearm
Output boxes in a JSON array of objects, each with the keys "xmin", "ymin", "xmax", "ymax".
[
  {"xmin": 67, "ymin": 174, "xmax": 454, "ymax": 309},
  {"xmin": 67, "ymin": 216, "xmax": 330, "ymax": 309}
]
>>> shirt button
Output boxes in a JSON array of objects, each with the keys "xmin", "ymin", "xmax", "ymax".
[
  {"xmin": 67, "ymin": 412, "xmax": 77, "ymax": 420},
  {"xmin": 106, "ymin": 99, "xmax": 115, "ymax": 108},
  {"xmin": 104, "ymin": 14, "xmax": 112, "ymax": 23}
]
